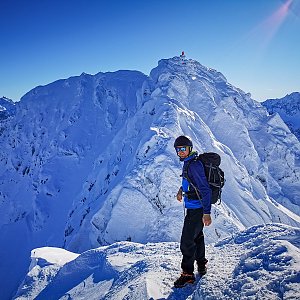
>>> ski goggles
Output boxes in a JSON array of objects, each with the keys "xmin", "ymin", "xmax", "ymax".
[{"xmin": 176, "ymin": 146, "xmax": 187, "ymax": 153}]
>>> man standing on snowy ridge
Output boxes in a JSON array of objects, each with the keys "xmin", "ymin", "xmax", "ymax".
[{"xmin": 173, "ymin": 135, "xmax": 212, "ymax": 288}]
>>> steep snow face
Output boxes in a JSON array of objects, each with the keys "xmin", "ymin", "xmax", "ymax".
[
  {"xmin": 0, "ymin": 71, "xmax": 148, "ymax": 300},
  {"xmin": 0, "ymin": 70, "xmax": 148, "ymax": 234},
  {"xmin": 262, "ymin": 92, "xmax": 300, "ymax": 140},
  {"xmin": 14, "ymin": 224, "xmax": 300, "ymax": 300},
  {"xmin": 1, "ymin": 57, "xmax": 300, "ymax": 299}
]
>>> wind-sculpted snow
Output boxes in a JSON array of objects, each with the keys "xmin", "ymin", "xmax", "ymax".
[
  {"xmin": 14, "ymin": 224, "xmax": 300, "ymax": 300},
  {"xmin": 1, "ymin": 56, "xmax": 300, "ymax": 299}
]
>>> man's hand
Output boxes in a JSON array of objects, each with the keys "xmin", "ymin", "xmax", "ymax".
[
  {"xmin": 176, "ymin": 187, "xmax": 183, "ymax": 202},
  {"xmin": 203, "ymin": 214, "xmax": 212, "ymax": 226}
]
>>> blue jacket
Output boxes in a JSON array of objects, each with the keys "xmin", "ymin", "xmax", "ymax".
[{"xmin": 181, "ymin": 152, "xmax": 212, "ymax": 214}]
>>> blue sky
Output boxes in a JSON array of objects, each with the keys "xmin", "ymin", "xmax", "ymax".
[{"xmin": 1, "ymin": 0, "xmax": 299, "ymax": 102}]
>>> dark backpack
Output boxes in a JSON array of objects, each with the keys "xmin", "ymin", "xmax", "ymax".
[{"xmin": 184, "ymin": 152, "xmax": 225, "ymax": 205}]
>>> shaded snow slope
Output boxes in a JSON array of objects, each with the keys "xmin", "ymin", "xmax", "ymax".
[
  {"xmin": 0, "ymin": 70, "xmax": 148, "ymax": 299},
  {"xmin": 14, "ymin": 224, "xmax": 300, "ymax": 300},
  {"xmin": 262, "ymin": 92, "xmax": 300, "ymax": 140},
  {"xmin": 1, "ymin": 57, "xmax": 300, "ymax": 299}
]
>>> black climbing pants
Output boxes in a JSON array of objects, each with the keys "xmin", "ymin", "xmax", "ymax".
[{"xmin": 180, "ymin": 208, "xmax": 205, "ymax": 274}]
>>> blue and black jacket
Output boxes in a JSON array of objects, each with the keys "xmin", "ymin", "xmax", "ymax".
[{"xmin": 181, "ymin": 152, "xmax": 212, "ymax": 214}]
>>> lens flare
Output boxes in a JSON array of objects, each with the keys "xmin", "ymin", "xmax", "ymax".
[
  {"xmin": 245, "ymin": 0, "xmax": 293, "ymax": 53},
  {"xmin": 281, "ymin": 0, "xmax": 300, "ymax": 18},
  {"xmin": 262, "ymin": 0, "xmax": 292, "ymax": 44}
]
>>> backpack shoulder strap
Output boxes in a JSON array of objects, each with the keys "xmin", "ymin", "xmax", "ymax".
[
  {"xmin": 182, "ymin": 157, "xmax": 203, "ymax": 200},
  {"xmin": 183, "ymin": 156, "xmax": 198, "ymax": 182}
]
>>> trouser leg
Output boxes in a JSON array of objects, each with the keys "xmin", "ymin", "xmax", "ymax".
[
  {"xmin": 194, "ymin": 231, "xmax": 205, "ymax": 263},
  {"xmin": 180, "ymin": 208, "xmax": 205, "ymax": 274}
]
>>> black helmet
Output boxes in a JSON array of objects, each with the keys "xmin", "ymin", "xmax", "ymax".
[{"xmin": 174, "ymin": 135, "xmax": 193, "ymax": 148}]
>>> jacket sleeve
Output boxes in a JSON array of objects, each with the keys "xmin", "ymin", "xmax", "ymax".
[{"xmin": 189, "ymin": 160, "xmax": 212, "ymax": 214}]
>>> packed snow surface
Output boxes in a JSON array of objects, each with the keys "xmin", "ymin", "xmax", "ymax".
[{"xmin": 14, "ymin": 224, "xmax": 300, "ymax": 300}]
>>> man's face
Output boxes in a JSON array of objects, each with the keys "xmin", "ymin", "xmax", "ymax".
[{"xmin": 175, "ymin": 146, "xmax": 190, "ymax": 159}]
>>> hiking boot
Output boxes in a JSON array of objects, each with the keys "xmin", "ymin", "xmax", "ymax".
[
  {"xmin": 174, "ymin": 272, "xmax": 195, "ymax": 288},
  {"xmin": 197, "ymin": 258, "xmax": 208, "ymax": 276}
]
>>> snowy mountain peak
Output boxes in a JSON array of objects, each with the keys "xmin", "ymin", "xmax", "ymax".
[
  {"xmin": 0, "ymin": 96, "xmax": 16, "ymax": 121},
  {"xmin": 263, "ymin": 92, "xmax": 300, "ymax": 114},
  {"xmin": 262, "ymin": 92, "xmax": 300, "ymax": 140},
  {"xmin": 152, "ymin": 56, "xmax": 228, "ymax": 87},
  {"xmin": 1, "ymin": 57, "xmax": 300, "ymax": 299}
]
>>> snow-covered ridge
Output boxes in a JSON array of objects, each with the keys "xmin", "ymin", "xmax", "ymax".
[
  {"xmin": 262, "ymin": 92, "xmax": 300, "ymax": 140},
  {"xmin": 14, "ymin": 224, "xmax": 300, "ymax": 300},
  {"xmin": 1, "ymin": 56, "xmax": 300, "ymax": 299}
]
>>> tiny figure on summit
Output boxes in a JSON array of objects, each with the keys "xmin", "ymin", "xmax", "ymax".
[{"xmin": 180, "ymin": 51, "xmax": 186, "ymax": 64}]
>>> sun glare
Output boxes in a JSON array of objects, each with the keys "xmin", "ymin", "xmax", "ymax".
[
  {"xmin": 261, "ymin": 0, "xmax": 292, "ymax": 46},
  {"xmin": 245, "ymin": 0, "xmax": 294, "ymax": 54}
]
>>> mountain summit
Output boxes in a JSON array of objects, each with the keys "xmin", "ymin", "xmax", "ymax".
[
  {"xmin": 1, "ymin": 56, "xmax": 300, "ymax": 299},
  {"xmin": 0, "ymin": 96, "xmax": 16, "ymax": 121}
]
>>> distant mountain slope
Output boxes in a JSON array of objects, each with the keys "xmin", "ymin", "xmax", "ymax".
[
  {"xmin": 262, "ymin": 92, "xmax": 300, "ymax": 140},
  {"xmin": 14, "ymin": 224, "xmax": 300, "ymax": 300},
  {"xmin": 1, "ymin": 57, "xmax": 300, "ymax": 299},
  {"xmin": 0, "ymin": 96, "xmax": 16, "ymax": 121}
]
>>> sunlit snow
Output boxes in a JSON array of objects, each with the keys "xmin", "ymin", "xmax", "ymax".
[{"xmin": 0, "ymin": 56, "xmax": 299, "ymax": 299}]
